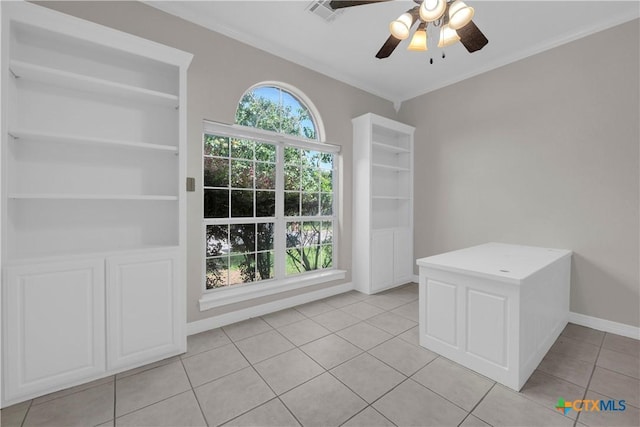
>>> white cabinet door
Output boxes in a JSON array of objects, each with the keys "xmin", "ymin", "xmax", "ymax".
[
  {"xmin": 4, "ymin": 259, "xmax": 105, "ymax": 402},
  {"xmin": 106, "ymin": 250, "xmax": 182, "ymax": 371},
  {"xmin": 393, "ymin": 228, "xmax": 414, "ymax": 284},
  {"xmin": 371, "ymin": 230, "xmax": 394, "ymax": 292}
]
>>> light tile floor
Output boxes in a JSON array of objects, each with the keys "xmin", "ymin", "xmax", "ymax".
[{"xmin": 2, "ymin": 283, "xmax": 639, "ymax": 427}]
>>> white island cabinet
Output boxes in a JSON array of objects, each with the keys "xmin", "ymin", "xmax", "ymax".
[
  {"xmin": 1, "ymin": 1, "xmax": 192, "ymax": 406},
  {"xmin": 417, "ymin": 242, "xmax": 572, "ymax": 390}
]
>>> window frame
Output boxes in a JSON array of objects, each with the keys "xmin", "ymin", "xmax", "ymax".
[{"xmin": 200, "ymin": 120, "xmax": 344, "ymax": 311}]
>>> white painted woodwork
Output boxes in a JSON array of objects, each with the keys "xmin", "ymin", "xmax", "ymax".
[
  {"xmin": 371, "ymin": 229, "xmax": 394, "ymax": 292},
  {"xmin": 393, "ymin": 227, "xmax": 414, "ymax": 284},
  {"xmin": 107, "ymin": 250, "xmax": 181, "ymax": 371},
  {"xmin": 417, "ymin": 242, "xmax": 572, "ymax": 391},
  {"xmin": 4, "ymin": 259, "xmax": 106, "ymax": 402},
  {"xmin": 1, "ymin": 1, "xmax": 192, "ymax": 407},
  {"xmin": 352, "ymin": 113, "xmax": 414, "ymax": 294}
]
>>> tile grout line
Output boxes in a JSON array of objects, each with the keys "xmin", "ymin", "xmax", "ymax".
[
  {"xmin": 222, "ymin": 325, "xmax": 306, "ymax": 427},
  {"xmin": 19, "ymin": 399, "xmax": 34, "ymax": 427},
  {"xmin": 112, "ymin": 374, "xmax": 117, "ymax": 426},
  {"xmin": 338, "ymin": 404, "xmax": 398, "ymax": 427},
  {"xmin": 456, "ymin": 382, "xmax": 496, "ymax": 427},
  {"xmin": 573, "ymin": 331, "xmax": 605, "ymax": 427},
  {"xmin": 178, "ymin": 356, "xmax": 209, "ymax": 427}
]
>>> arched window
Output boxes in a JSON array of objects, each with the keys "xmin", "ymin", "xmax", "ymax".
[
  {"xmin": 201, "ymin": 83, "xmax": 340, "ymax": 301},
  {"xmin": 235, "ymin": 83, "xmax": 323, "ymax": 141}
]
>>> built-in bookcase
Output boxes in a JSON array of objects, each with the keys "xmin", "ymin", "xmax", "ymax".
[
  {"xmin": 4, "ymin": 18, "xmax": 183, "ymax": 260},
  {"xmin": 352, "ymin": 113, "xmax": 414, "ymax": 294},
  {"xmin": 1, "ymin": 2, "xmax": 192, "ymax": 407}
]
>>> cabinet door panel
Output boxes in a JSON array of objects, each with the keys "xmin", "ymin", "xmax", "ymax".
[
  {"xmin": 371, "ymin": 230, "xmax": 394, "ymax": 292},
  {"xmin": 393, "ymin": 228, "xmax": 414, "ymax": 283},
  {"xmin": 107, "ymin": 250, "xmax": 181, "ymax": 370},
  {"xmin": 4, "ymin": 259, "xmax": 105, "ymax": 401}
]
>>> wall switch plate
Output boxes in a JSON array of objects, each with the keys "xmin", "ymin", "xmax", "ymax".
[{"xmin": 186, "ymin": 177, "xmax": 195, "ymax": 192}]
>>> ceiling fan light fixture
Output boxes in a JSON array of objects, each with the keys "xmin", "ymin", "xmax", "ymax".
[
  {"xmin": 407, "ymin": 23, "xmax": 428, "ymax": 51},
  {"xmin": 389, "ymin": 12, "xmax": 413, "ymax": 40},
  {"xmin": 419, "ymin": 0, "xmax": 446, "ymax": 22},
  {"xmin": 448, "ymin": 0, "xmax": 475, "ymax": 30},
  {"xmin": 438, "ymin": 24, "xmax": 460, "ymax": 48}
]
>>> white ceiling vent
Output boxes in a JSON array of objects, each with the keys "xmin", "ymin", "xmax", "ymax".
[{"xmin": 307, "ymin": 1, "xmax": 343, "ymax": 23}]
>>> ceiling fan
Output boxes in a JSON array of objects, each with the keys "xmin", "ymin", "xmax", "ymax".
[{"xmin": 329, "ymin": 0, "xmax": 488, "ymax": 59}]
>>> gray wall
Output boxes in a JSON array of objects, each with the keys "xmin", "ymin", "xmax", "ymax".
[
  {"xmin": 399, "ymin": 20, "xmax": 640, "ymax": 327},
  {"xmin": 37, "ymin": 1, "xmax": 397, "ymax": 323}
]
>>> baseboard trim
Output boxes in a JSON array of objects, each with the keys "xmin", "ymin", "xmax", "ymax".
[
  {"xmin": 187, "ymin": 282, "xmax": 354, "ymax": 336},
  {"xmin": 412, "ymin": 274, "xmax": 419, "ymax": 283},
  {"xmin": 568, "ymin": 312, "xmax": 639, "ymax": 339}
]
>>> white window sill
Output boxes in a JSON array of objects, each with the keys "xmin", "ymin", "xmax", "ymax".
[{"xmin": 199, "ymin": 269, "xmax": 347, "ymax": 312}]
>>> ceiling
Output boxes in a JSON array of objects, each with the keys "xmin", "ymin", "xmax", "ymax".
[{"xmin": 146, "ymin": 1, "xmax": 640, "ymax": 105}]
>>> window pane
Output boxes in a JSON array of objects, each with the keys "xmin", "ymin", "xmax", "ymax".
[
  {"xmin": 302, "ymin": 168, "xmax": 319, "ymax": 192},
  {"xmin": 321, "ymin": 193, "xmax": 333, "ymax": 215},
  {"xmin": 301, "ymin": 221, "xmax": 321, "ymax": 247},
  {"xmin": 303, "ymin": 150, "xmax": 320, "ymax": 168},
  {"xmin": 302, "ymin": 193, "xmax": 319, "ymax": 216},
  {"xmin": 286, "ymin": 249, "xmax": 303, "ymax": 275},
  {"xmin": 206, "ymin": 257, "xmax": 228, "ymax": 289},
  {"xmin": 255, "ymin": 143, "xmax": 276, "ymax": 162},
  {"xmin": 231, "ymin": 139, "xmax": 254, "ymax": 159},
  {"xmin": 284, "ymin": 192, "xmax": 300, "ymax": 216},
  {"xmin": 204, "ymin": 135, "xmax": 229, "ymax": 157},
  {"xmin": 321, "ymin": 245, "xmax": 333, "ymax": 269},
  {"xmin": 231, "ymin": 190, "xmax": 254, "ymax": 217},
  {"xmin": 285, "ymin": 147, "xmax": 301, "ymax": 165},
  {"xmin": 284, "ymin": 166, "xmax": 300, "ymax": 191},
  {"xmin": 322, "ymin": 221, "xmax": 333, "ymax": 244},
  {"xmin": 236, "ymin": 87, "xmax": 317, "ymax": 141},
  {"xmin": 319, "ymin": 153, "xmax": 333, "ymax": 170},
  {"xmin": 204, "ymin": 158, "xmax": 229, "ymax": 188},
  {"xmin": 286, "ymin": 222, "xmax": 300, "ymax": 248},
  {"xmin": 257, "ymin": 251, "xmax": 274, "ymax": 280},
  {"xmin": 230, "ymin": 254, "xmax": 255, "ymax": 284},
  {"xmin": 206, "ymin": 225, "xmax": 229, "ymax": 257},
  {"xmin": 257, "ymin": 223, "xmax": 274, "ymax": 251},
  {"xmin": 230, "ymin": 223, "xmax": 255, "ymax": 253},
  {"xmin": 301, "ymin": 246, "xmax": 320, "ymax": 271},
  {"xmin": 204, "ymin": 189, "xmax": 229, "ymax": 218},
  {"xmin": 256, "ymin": 191, "xmax": 275, "ymax": 217},
  {"xmin": 320, "ymin": 170, "xmax": 332, "ymax": 192},
  {"xmin": 256, "ymin": 163, "xmax": 275, "ymax": 189},
  {"xmin": 230, "ymin": 160, "xmax": 254, "ymax": 188}
]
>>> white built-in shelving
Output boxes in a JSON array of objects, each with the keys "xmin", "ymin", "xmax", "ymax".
[
  {"xmin": 352, "ymin": 113, "xmax": 415, "ymax": 294},
  {"xmin": 8, "ymin": 130, "xmax": 179, "ymax": 152},
  {"xmin": 9, "ymin": 60, "xmax": 180, "ymax": 107},
  {"xmin": 1, "ymin": 1, "xmax": 192, "ymax": 407}
]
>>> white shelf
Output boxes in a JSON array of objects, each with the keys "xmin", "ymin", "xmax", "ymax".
[
  {"xmin": 9, "ymin": 60, "xmax": 179, "ymax": 107},
  {"xmin": 8, "ymin": 129, "xmax": 178, "ymax": 153},
  {"xmin": 372, "ymin": 141, "xmax": 410, "ymax": 153},
  {"xmin": 372, "ymin": 163, "xmax": 410, "ymax": 172},
  {"xmin": 8, "ymin": 193, "xmax": 178, "ymax": 201}
]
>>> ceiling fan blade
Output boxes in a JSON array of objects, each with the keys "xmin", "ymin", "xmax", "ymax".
[
  {"xmin": 457, "ymin": 21, "xmax": 489, "ymax": 53},
  {"xmin": 375, "ymin": 6, "xmax": 419, "ymax": 59},
  {"xmin": 375, "ymin": 35, "xmax": 402, "ymax": 59},
  {"xmin": 329, "ymin": 0, "xmax": 391, "ymax": 9}
]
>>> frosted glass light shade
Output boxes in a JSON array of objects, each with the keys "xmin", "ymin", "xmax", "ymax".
[
  {"xmin": 407, "ymin": 28, "xmax": 428, "ymax": 51},
  {"xmin": 389, "ymin": 12, "xmax": 413, "ymax": 40},
  {"xmin": 420, "ymin": 0, "xmax": 446, "ymax": 22},
  {"xmin": 448, "ymin": 0, "xmax": 475, "ymax": 30},
  {"xmin": 438, "ymin": 24, "xmax": 460, "ymax": 47}
]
